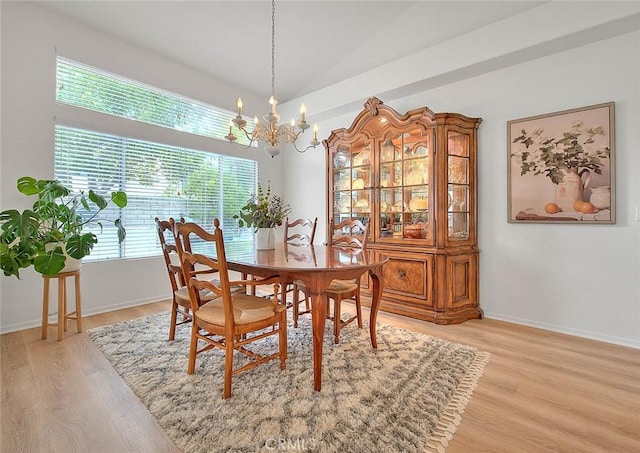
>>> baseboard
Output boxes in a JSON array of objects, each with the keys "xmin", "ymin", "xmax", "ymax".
[
  {"xmin": 484, "ymin": 311, "xmax": 640, "ymax": 349},
  {"xmin": 5, "ymin": 300, "xmax": 638, "ymax": 350},
  {"xmin": 0, "ymin": 294, "xmax": 169, "ymax": 335}
]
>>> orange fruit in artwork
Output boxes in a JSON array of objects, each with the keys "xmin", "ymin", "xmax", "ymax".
[
  {"xmin": 574, "ymin": 200, "xmax": 587, "ymax": 212},
  {"xmin": 544, "ymin": 202, "xmax": 561, "ymax": 214},
  {"xmin": 579, "ymin": 202, "xmax": 596, "ymax": 214},
  {"xmin": 574, "ymin": 200, "xmax": 596, "ymax": 213}
]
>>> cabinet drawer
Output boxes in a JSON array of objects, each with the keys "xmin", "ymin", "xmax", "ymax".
[{"xmin": 383, "ymin": 256, "xmax": 429, "ymax": 298}]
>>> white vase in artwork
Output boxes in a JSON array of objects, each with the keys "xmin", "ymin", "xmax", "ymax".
[
  {"xmin": 554, "ymin": 168, "xmax": 591, "ymax": 212},
  {"xmin": 255, "ymin": 228, "xmax": 275, "ymax": 250},
  {"xmin": 589, "ymin": 186, "xmax": 611, "ymax": 210}
]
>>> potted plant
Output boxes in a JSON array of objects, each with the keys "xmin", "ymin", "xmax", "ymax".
[
  {"xmin": 0, "ymin": 176, "xmax": 128, "ymax": 278},
  {"xmin": 233, "ymin": 182, "xmax": 290, "ymax": 250}
]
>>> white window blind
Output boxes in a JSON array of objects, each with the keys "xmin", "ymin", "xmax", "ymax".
[
  {"xmin": 54, "ymin": 56, "xmax": 260, "ymax": 262},
  {"xmin": 54, "ymin": 125, "xmax": 257, "ymax": 261},
  {"xmin": 56, "ymin": 56, "xmax": 256, "ymax": 146}
]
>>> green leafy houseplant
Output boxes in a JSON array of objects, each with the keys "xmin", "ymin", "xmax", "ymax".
[
  {"xmin": 0, "ymin": 176, "xmax": 127, "ymax": 278},
  {"xmin": 233, "ymin": 182, "xmax": 290, "ymax": 232},
  {"xmin": 511, "ymin": 120, "xmax": 609, "ymax": 184}
]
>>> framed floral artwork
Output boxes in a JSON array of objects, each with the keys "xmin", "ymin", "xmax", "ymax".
[{"xmin": 507, "ymin": 102, "xmax": 615, "ymax": 224}]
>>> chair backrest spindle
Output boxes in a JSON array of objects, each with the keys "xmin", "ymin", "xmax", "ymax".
[
  {"xmin": 331, "ymin": 218, "xmax": 369, "ymax": 249},
  {"xmin": 173, "ymin": 219, "xmax": 230, "ymax": 311},
  {"xmin": 284, "ymin": 217, "xmax": 318, "ymax": 245}
]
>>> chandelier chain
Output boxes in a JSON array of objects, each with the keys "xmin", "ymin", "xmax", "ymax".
[{"xmin": 271, "ymin": 0, "xmax": 276, "ymax": 98}]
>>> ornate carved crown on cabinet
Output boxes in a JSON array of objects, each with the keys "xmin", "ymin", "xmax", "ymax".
[{"xmin": 324, "ymin": 97, "xmax": 483, "ymax": 324}]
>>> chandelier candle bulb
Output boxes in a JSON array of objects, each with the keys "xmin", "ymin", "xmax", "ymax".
[
  {"xmin": 300, "ymin": 103, "xmax": 306, "ymax": 122},
  {"xmin": 236, "ymin": 98, "xmax": 243, "ymax": 117},
  {"xmin": 313, "ymin": 124, "xmax": 318, "ymax": 140}
]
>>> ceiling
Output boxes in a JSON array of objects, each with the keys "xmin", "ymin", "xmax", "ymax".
[{"xmin": 34, "ymin": 1, "xmax": 545, "ymax": 102}]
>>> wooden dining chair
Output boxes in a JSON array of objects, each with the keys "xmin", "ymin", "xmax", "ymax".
[
  {"xmin": 294, "ymin": 218, "xmax": 369, "ymax": 343},
  {"xmin": 281, "ymin": 217, "xmax": 317, "ymax": 324},
  {"xmin": 175, "ymin": 219, "xmax": 287, "ymax": 399},
  {"xmin": 156, "ymin": 217, "xmax": 194, "ymax": 340},
  {"xmin": 157, "ymin": 217, "xmax": 241, "ymax": 340}
]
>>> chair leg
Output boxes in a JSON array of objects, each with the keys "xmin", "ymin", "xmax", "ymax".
[
  {"xmin": 223, "ymin": 339, "xmax": 234, "ymax": 399},
  {"xmin": 281, "ymin": 284, "xmax": 288, "ymax": 307},
  {"xmin": 169, "ymin": 298, "xmax": 179, "ymax": 341},
  {"xmin": 292, "ymin": 286, "xmax": 300, "ymax": 328},
  {"xmin": 279, "ymin": 313, "xmax": 288, "ymax": 368},
  {"xmin": 187, "ymin": 323, "xmax": 199, "ymax": 375},
  {"xmin": 355, "ymin": 291, "xmax": 363, "ymax": 329},
  {"xmin": 333, "ymin": 297, "xmax": 341, "ymax": 344}
]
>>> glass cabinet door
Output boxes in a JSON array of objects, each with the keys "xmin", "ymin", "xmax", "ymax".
[
  {"xmin": 378, "ymin": 129, "xmax": 431, "ymax": 242},
  {"xmin": 447, "ymin": 130, "xmax": 470, "ymax": 240},
  {"xmin": 331, "ymin": 138, "xmax": 372, "ymax": 234}
]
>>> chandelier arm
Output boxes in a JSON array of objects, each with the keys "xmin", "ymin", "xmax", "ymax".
[
  {"xmin": 276, "ymin": 124, "xmax": 300, "ymax": 143},
  {"xmin": 292, "ymin": 142, "xmax": 318, "ymax": 154},
  {"xmin": 231, "ymin": 122, "xmax": 276, "ymax": 150},
  {"xmin": 237, "ymin": 141, "xmax": 257, "ymax": 151},
  {"xmin": 225, "ymin": 131, "xmax": 255, "ymax": 150},
  {"xmin": 236, "ymin": 125, "xmax": 254, "ymax": 141},
  {"xmin": 274, "ymin": 124, "xmax": 319, "ymax": 153}
]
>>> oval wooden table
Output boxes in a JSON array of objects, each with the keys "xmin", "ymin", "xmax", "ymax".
[{"xmin": 223, "ymin": 242, "xmax": 389, "ymax": 391}]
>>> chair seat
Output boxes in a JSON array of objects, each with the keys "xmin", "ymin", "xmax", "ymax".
[
  {"xmin": 175, "ymin": 286, "xmax": 218, "ymax": 303},
  {"xmin": 295, "ymin": 279, "xmax": 358, "ymax": 294},
  {"xmin": 326, "ymin": 279, "xmax": 358, "ymax": 293},
  {"xmin": 175, "ymin": 280, "xmax": 244, "ymax": 303},
  {"xmin": 197, "ymin": 293, "xmax": 286, "ymax": 326}
]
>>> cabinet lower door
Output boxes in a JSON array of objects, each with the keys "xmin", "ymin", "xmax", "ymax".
[
  {"xmin": 361, "ymin": 251, "xmax": 435, "ymax": 319},
  {"xmin": 433, "ymin": 252, "xmax": 481, "ymax": 324}
]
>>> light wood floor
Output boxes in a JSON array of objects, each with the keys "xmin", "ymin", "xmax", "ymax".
[{"xmin": 1, "ymin": 300, "xmax": 639, "ymax": 453}]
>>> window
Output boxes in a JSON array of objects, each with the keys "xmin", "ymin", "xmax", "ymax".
[
  {"xmin": 55, "ymin": 58, "xmax": 258, "ymax": 262},
  {"xmin": 56, "ymin": 56, "xmax": 255, "ymax": 146}
]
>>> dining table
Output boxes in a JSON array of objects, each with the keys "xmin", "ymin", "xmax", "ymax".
[{"xmin": 222, "ymin": 241, "xmax": 389, "ymax": 391}]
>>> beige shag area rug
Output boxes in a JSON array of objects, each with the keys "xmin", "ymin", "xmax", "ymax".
[{"xmin": 88, "ymin": 311, "xmax": 489, "ymax": 453}]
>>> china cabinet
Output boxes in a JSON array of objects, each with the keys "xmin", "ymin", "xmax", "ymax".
[{"xmin": 324, "ymin": 97, "xmax": 482, "ymax": 324}]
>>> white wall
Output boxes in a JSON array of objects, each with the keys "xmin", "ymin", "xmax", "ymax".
[
  {"xmin": 0, "ymin": 3, "xmax": 283, "ymax": 332},
  {"xmin": 286, "ymin": 30, "xmax": 640, "ymax": 348}
]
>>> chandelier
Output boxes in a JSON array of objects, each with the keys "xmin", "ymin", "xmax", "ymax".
[{"xmin": 225, "ymin": 0, "xmax": 319, "ymax": 158}]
